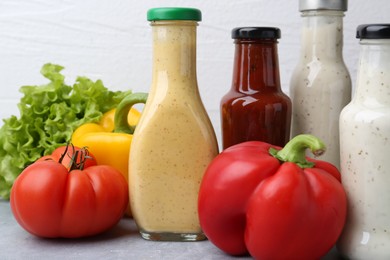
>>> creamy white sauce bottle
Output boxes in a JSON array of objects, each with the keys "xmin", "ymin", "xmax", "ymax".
[
  {"xmin": 290, "ymin": 0, "xmax": 352, "ymax": 168},
  {"xmin": 129, "ymin": 7, "xmax": 219, "ymax": 242},
  {"xmin": 338, "ymin": 24, "xmax": 390, "ymax": 260}
]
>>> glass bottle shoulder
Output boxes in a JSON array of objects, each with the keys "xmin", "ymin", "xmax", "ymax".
[
  {"xmin": 135, "ymin": 90, "xmax": 216, "ymax": 141},
  {"xmin": 221, "ymin": 89, "xmax": 291, "ymax": 108},
  {"xmin": 290, "ymin": 58, "xmax": 351, "ymax": 90}
]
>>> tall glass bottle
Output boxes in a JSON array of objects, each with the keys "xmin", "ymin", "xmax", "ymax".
[
  {"xmin": 129, "ymin": 8, "xmax": 219, "ymax": 241},
  {"xmin": 290, "ymin": 0, "xmax": 351, "ymax": 168},
  {"xmin": 338, "ymin": 24, "xmax": 390, "ymax": 259},
  {"xmin": 221, "ymin": 27, "xmax": 291, "ymax": 149}
]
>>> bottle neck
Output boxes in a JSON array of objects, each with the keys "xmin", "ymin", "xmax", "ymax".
[
  {"xmin": 232, "ymin": 39, "xmax": 281, "ymax": 93},
  {"xmin": 151, "ymin": 21, "xmax": 198, "ymax": 92},
  {"xmin": 355, "ymin": 39, "xmax": 390, "ymax": 104},
  {"xmin": 299, "ymin": 10, "xmax": 344, "ymax": 61}
]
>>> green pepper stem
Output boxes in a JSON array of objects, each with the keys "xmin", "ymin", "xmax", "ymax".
[
  {"xmin": 114, "ymin": 92, "xmax": 148, "ymax": 134},
  {"xmin": 269, "ymin": 134, "xmax": 326, "ymax": 168}
]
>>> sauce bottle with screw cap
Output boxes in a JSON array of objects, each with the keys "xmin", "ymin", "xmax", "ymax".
[
  {"xmin": 290, "ymin": 0, "xmax": 352, "ymax": 168},
  {"xmin": 129, "ymin": 7, "xmax": 219, "ymax": 242},
  {"xmin": 338, "ymin": 24, "xmax": 390, "ymax": 259},
  {"xmin": 221, "ymin": 27, "xmax": 291, "ymax": 149}
]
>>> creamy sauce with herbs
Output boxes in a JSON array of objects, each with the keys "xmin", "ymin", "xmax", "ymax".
[
  {"xmin": 338, "ymin": 39, "xmax": 390, "ymax": 259},
  {"xmin": 290, "ymin": 11, "xmax": 351, "ymax": 168}
]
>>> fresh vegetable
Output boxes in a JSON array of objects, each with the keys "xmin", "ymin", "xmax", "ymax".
[
  {"xmin": 37, "ymin": 145, "xmax": 97, "ymax": 170},
  {"xmin": 71, "ymin": 92, "xmax": 147, "ymax": 216},
  {"xmin": 0, "ymin": 63, "xmax": 131, "ymax": 199},
  {"xmin": 10, "ymin": 145, "xmax": 128, "ymax": 238},
  {"xmin": 198, "ymin": 134, "xmax": 347, "ymax": 259},
  {"xmin": 96, "ymin": 105, "xmax": 141, "ymax": 133}
]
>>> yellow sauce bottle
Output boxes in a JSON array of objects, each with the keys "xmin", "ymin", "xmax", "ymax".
[{"xmin": 129, "ymin": 7, "xmax": 219, "ymax": 241}]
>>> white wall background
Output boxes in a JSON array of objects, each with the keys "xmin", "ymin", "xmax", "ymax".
[{"xmin": 0, "ymin": 0, "xmax": 389, "ymax": 146}]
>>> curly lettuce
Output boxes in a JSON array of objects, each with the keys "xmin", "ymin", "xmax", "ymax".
[{"xmin": 0, "ymin": 63, "xmax": 132, "ymax": 199}]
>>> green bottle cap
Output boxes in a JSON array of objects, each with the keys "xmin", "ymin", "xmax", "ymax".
[{"xmin": 147, "ymin": 7, "xmax": 202, "ymax": 21}]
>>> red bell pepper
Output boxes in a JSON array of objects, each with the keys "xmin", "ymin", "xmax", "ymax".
[{"xmin": 198, "ymin": 134, "xmax": 347, "ymax": 259}]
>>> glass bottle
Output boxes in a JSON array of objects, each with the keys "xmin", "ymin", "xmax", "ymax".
[
  {"xmin": 290, "ymin": 0, "xmax": 351, "ymax": 168},
  {"xmin": 221, "ymin": 27, "xmax": 291, "ymax": 149},
  {"xmin": 338, "ymin": 24, "xmax": 390, "ymax": 259},
  {"xmin": 129, "ymin": 7, "xmax": 219, "ymax": 241}
]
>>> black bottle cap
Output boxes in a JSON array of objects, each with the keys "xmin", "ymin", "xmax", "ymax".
[
  {"xmin": 232, "ymin": 27, "xmax": 281, "ymax": 40},
  {"xmin": 356, "ymin": 24, "xmax": 390, "ymax": 39}
]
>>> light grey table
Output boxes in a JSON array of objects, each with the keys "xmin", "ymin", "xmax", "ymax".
[{"xmin": 0, "ymin": 200, "xmax": 344, "ymax": 259}]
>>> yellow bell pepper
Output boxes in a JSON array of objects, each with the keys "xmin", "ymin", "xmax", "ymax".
[{"xmin": 71, "ymin": 92, "xmax": 148, "ymax": 216}]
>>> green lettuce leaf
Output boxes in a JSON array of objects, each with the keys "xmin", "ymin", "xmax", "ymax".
[{"xmin": 0, "ymin": 63, "xmax": 132, "ymax": 199}]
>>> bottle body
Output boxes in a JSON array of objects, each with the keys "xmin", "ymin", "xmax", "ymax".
[
  {"xmin": 290, "ymin": 10, "xmax": 351, "ymax": 168},
  {"xmin": 129, "ymin": 18, "xmax": 218, "ymax": 241},
  {"xmin": 338, "ymin": 36, "xmax": 390, "ymax": 259},
  {"xmin": 221, "ymin": 28, "xmax": 291, "ymax": 149}
]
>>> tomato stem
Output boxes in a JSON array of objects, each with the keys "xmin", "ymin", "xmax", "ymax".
[
  {"xmin": 269, "ymin": 134, "xmax": 326, "ymax": 168},
  {"xmin": 59, "ymin": 144, "xmax": 92, "ymax": 172},
  {"xmin": 58, "ymin": 143, "xmax": 70, "ymax": 165}
]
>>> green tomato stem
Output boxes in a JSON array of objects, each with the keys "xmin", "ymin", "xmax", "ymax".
[
  {"xmin": 269, "ymin": 134, "xmax": 326, "ymax": 168},
  {"xmin": 114, "ymin": 92, "xmax": 148, "ymax": 134},
  {"xmin": 60, "ymin": 144, "xmax": 92, "ymax": 172}
]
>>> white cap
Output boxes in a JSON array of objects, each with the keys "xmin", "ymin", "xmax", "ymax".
[{"xmin": 299, "ymin": 0, "xmax": 348, "ymax": 11}]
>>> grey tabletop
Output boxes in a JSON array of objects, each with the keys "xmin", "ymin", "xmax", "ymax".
[{"xmin": 0, "ymin": 200, "xmax": 344, "ymax": 259}]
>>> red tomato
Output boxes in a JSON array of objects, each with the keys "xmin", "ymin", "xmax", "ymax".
[
  {"xmin": 198, "ymin": 135, "xmax": 347, "ymax": 259},
  {"xmin": 37, "ymin": 145, "xmax": 97, "ymax": 170},
  {"xmin": 11, "ymin": 147, "xmax": 128, "ymax": 238}
]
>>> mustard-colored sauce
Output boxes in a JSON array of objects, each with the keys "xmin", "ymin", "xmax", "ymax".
[{"xmin": 129, "ymin": 20, "xmax": 218, "ymax": 240}]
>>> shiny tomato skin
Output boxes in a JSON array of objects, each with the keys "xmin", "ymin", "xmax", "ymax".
[
  {"xmin": 11, "ymin": 161, "xmax": 67, "ymax": 237},
  {"xmin": 10, "ymin": 161, "xmax": 128, "ymax": 238}
]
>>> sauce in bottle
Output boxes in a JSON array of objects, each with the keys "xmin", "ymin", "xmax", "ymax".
[
  {"xmin": 129, "ymin": 7, "xmax": 219, "ymax": 242},
  {"xmin": 290, "ymin": 0, "xmax": 351, "ymax": 168},
  {"xmin": 338, "ymin": 24, "xmax": 390, "ymax": 259},
  {"xmin": 221, "ymin": 27, "xmax": 291, "ymax": 149}
]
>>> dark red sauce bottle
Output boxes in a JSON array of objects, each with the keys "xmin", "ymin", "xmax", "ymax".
[{"xmin": 221, "ymin": 27, "xmax": 291, "ymax": 149}]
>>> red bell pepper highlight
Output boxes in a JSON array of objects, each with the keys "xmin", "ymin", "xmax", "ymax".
[{"xmin": 198, "ymin": 134, "xmax": 347, "ymax": 259}]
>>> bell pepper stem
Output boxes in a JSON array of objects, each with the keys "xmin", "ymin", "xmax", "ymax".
[
  {"xmin": 269, "ymin": 134, "xmax": 326, "ymax": 168},
  {"xmin": 114, "ymin": 92, "xmax": 148, "ymax": 134}
]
